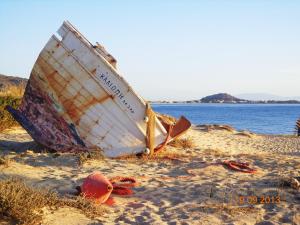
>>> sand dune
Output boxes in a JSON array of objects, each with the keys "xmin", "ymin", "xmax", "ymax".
[{"xmin": 0, "ymin": 126, "xmax": 299, "ymax": 224}]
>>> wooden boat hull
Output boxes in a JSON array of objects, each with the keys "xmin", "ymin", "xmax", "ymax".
[{"xmin": 7, "ymin": 21, "xmax": 191, "ymax": 157}]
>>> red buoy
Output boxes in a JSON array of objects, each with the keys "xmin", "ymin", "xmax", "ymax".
[
  {"xmin": 81, "ymin": 171, "xmax": 113, "ymax": 204},
  {"xmin": 81, "ymin": 171, "xmax": 138, "ymax": 205}
]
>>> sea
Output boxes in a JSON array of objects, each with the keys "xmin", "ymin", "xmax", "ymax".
[{"xmin": 152, "ymin": 103, "xmax": 300, "ymax": 135}]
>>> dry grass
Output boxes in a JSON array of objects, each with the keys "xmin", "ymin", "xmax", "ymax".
[
  {"xmin": 0, "ymin": 86, "xmax": 25, "ymax": 98},
  {"xmin": 77, "ymin": 136, "xmax": 194, "ymax": 164},
  {"xmin": 148, "ymin": 151, "xmax": 191, "ymax": 162},
  {"xmin": 116, "ymin": 150, "xmax": 191, "ymax": 163},
  {"xmin": 0, "ymin": 178, "xmax": 58, "ymax": 225},
  {"xmin": 115, "ymin": 137, "xmax": 194, "ymax": 163},
  {"xmin": 168, "ymin": 137, "xmax": 195, "ymax": 149},
  {"xmin": 0, "ymin": 96, "xmax": 21, "ymax": 132},
  {"xmin": 0, "ymin": 156, "xmax": 12, "ymax": 168},
  {"xmin": 0, "ymin": 178, "xmax": 106, "ymax": 225},
  {"xmin": 78, "ymin": 149, "xmax": 105, "ymax": 166},
  {"xmin": 61, "ymin": 195, "xmax": 107, "ymax": 219}
]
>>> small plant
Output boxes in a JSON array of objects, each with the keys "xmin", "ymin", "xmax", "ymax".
[
  {"xmin": 78, "ymin": 149, "xmax": 105, "ymax": 166},
  {"xmin": 0, "ymin": 178, "xmax": 58, "ymax": 224},
  {"xmin": 0, "ymin": 156, "xmax": 11, "ymax": 168},
  {"xmin": 0, "ymin": 85, "xmax": 25, "ymax": 98},
  {"xmin": 0, "ymin": 96, "xmax": 21, "ymax": 132},
  {"xmin": 168, "ymin": 137, "xmax": 195, "ymax": 149},
  {"xmin": 116, "ymin": 151, "xmax": 190, "ymax": 163}
]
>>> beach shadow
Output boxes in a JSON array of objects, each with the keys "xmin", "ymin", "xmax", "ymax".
[
  {"xmin": 0, "ymin": 138, "xmax": 80, "ymax": 169},
  {"xmin": 14, "ymin": 153, "xmax": 79, "ymax": 169},
  {"xmin": 0, "ymin": 139, "xmax": 42, "ymax": 153}
]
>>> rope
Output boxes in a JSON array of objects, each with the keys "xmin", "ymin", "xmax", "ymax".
[
  {"xmin": 221, "ymin": 160, "xmax": 257, "ymax": 174},
  {"xmin": 109, "ymin": 176, "xmax": 138, "ymax": 196}
]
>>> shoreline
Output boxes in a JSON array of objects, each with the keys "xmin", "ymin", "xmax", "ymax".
[{"xmin": 150, "ymin": 102, "xmax": 300, "ymax": 105}]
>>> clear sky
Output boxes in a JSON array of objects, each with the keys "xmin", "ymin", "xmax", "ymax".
[{"xmin": 0, "ymin": 0, "xmax": 299, "ymax": 100}]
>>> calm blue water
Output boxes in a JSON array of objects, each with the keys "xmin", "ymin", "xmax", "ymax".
[{"xmin": 152, "ymin": 104, "xmax": 300, "ymax": 135}]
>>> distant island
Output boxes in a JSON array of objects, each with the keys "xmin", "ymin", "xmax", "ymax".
[
  {"xmin": 151, "ymin": 93, "xmax": 300, "ymax": 104},
  {"xmin": 0, "ymin": 74, "xmax": 299, "ymax": 104}
]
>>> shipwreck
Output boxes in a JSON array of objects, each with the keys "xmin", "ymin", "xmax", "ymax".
[{"xmin": 7, "ymin": 21, "xmax": 191, "ymax": 157}]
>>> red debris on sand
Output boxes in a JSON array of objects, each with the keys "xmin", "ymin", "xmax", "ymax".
[
  {"xmin": 222, "ymin": 160, "xmax": 257, "ymax": 174},
  {"xmin": 81, "ymin": 171, "xmax": 138, "ymax": 205}
]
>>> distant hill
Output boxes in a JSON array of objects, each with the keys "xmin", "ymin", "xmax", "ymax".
[
  {"xmin": 237, "ymin": 93, "xmax": 300, "ymax": 101},
  {"xmin": 0, "ymin": 74, "xmax": 27, "ymax": 97},
  {"xmin": 151, "ymin": 93, "xmax": 300, "ymax": 104},
  {"xmin": 200, "ymin": 93, "xmax": 246, "ymax": 103}
]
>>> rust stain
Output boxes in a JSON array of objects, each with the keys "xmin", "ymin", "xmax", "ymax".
[
  {"xmin": 97, "ymin": 94, "xmax": 113, "ymax": 104},
  {"xmin": 57, "ymin": 81, "xmax": 70, "ymax": 99},
  {"xmin": 63, "ymin": 99, "xmax": 80, "ymax": 122},
  {"xmin": 62, "ymin": 94, "xmax": 113, "ymax": 124},
  {"xmin": 41, "ymin": 57, "xmax": 112, "ymax": 124}
]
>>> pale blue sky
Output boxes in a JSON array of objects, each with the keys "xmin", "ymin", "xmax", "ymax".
[{"xmin": 0, "ymin": 0, "xmax": 299, "ymax": 100}]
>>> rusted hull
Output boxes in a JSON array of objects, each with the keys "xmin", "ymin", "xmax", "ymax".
[
  {"xmin": 8, "ymin": 21, "xmax": 191, "ymax": 157},
  {"xmin": 6, "ymin": 78, "xmax": 87, "ymax": 152}
]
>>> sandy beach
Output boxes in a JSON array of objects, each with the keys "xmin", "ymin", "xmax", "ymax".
[
  {"xmin": 0, "ymin": 125, "xmax": 300, "ymax": 225},
  {"xmin": 1, "ymin": 1, "xmax": 300, "ymax": 224}
]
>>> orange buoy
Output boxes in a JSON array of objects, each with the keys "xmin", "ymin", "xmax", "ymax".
[
  {"xmin": 80, "ymin": 172, "xmax": 138, "ymax": 205},
  {"xmin": 81, "ymin": 171, "xmax": 113, "ymax": 204}
]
